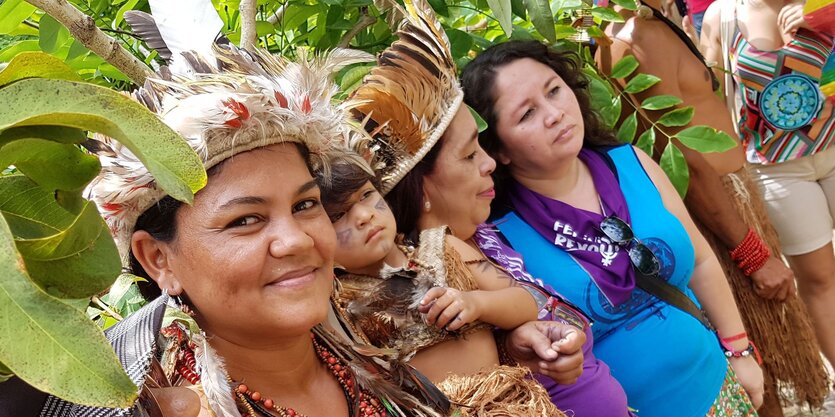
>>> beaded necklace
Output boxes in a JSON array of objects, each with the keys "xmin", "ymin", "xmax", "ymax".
[{"xmin": 176, "ymin": 334, "xmax": 387, "ymax": 417}]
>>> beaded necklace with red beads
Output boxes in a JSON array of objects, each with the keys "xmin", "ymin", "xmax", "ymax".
[{"xmin": 175, "ymin": 333, "xmax": 387, "ymax": 417}]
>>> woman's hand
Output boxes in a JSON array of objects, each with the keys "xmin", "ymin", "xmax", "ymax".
[
  {"xmin": 729, "ymin": 356, "xmax": 765, "ymax": 409},
  {"xmin": 778, "ymin": 2, "xmax": 811, "ymax": 37},
  {"xmin": 419, "ymin": 287, "xmax": 482, "ymax": 331},
  {"xmin": 505, "ymin": 321, "xmax": 586, "ymax": 385},
  {"xmin": 750, "ymin": 257, "xmax": 796, "ymax": 301}
]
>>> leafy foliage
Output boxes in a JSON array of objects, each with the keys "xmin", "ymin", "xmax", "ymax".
[{"xmin": 0, "ymin": 52, "xmax": 206, "ymax": 406}]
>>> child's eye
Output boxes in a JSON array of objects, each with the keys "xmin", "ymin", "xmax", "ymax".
[
  {"xmin": 293, "ymin": 199, "xmax": 320, "ymax": 213},
  {"xmin": 330, "ymin": 211, "xmax": 346, "ymax": 222},
  {"xmin": 227, "ymin": 215, "xmax": 260, "ymax": 228},
  {"xmin": 361, "ymin": 189, "xmax": 375, "ymax": 200}
]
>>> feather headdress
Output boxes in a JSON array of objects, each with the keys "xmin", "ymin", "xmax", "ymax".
[
  {"xmin": 85, "ymin": 43, "xmax": 373, "ymax": 259},
  {"xmin": 346, "ymin": 0, "xmax": 464, "ymax": 194}
]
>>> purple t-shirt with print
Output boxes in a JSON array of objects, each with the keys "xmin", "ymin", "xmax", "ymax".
[{"xmin": 474, "ymin": 224, "xmax": 634, "ymax": 417}]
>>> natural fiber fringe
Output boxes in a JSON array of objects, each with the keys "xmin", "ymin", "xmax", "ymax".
[
  {"xmin": 437, "ymin": 365, "xmax": 566, "ymax": 417},
  {"xmin": 696, "ymin": 166, "xmax": 829, "ymax": 408}
]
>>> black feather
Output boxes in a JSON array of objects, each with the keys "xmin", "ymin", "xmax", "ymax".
[{"xmin": 124, "ymin": 10, "xmax": 173, "ymax": 62}]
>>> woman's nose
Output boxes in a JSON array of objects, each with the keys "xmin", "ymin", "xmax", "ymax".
[
  {"xmin": 481, "ymin": 151, "xmax": 497, "ymax": 176},
  {"xmin": 544, "ymin": 102, "xmax": 564, "ymax": 126},
  {"xmin": 269, "ymin": 220, "xmax": 315, "ymax": 258}
]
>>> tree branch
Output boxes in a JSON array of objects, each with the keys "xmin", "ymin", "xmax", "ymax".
[
  {"xmin": 239, "ymin": 0, "xmax": 257, "ymax": 50},
  {"xmin": 266, "ymin": 4, "xmax": 288, "ymax": 25},
  {"xmin": 24, "ymin": 0, "xmax": 152, "ymax": 86},
  {"xmin": 338, "ymin": 13, "xmax": 376, "ymax": 48}
]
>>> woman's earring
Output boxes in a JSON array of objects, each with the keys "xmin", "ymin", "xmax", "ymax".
[{"xmin": 424, "ymin": 200, "xmax": 432, "ymax": 212}]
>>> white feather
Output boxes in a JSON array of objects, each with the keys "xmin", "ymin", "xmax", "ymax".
[
  {"xmin": 193, "ymin": 333, "xmax": 242, "ymax": 417},
  {"xmin": 148, "ymin": 0, "xmax": 223, "ymax": 71}
]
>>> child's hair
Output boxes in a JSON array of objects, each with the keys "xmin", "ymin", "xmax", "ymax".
[{"xmin": 316, "ymin": 150, "xmax": 381, "ymax": 222}]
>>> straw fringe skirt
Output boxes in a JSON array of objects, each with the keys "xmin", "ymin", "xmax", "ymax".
[
  {"xmin": 437, "ymin": 365, "xmax": 565, "ymax": 417},
  {"xmin": 694, "ymin": 166, "xmax": 829, "ymax": 409}
]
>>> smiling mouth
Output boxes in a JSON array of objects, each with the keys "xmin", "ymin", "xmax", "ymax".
[{"xmin": 267, "ymin": 267, "xmax": 318, "ymax": 289}]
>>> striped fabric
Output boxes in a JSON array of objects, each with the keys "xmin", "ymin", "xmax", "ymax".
[
  {"xmin": 39, "ymin": 294, "xmax": 169, "ymax": 417},
  {"xmin": 730, "ymin": 27, "xmax": 835, "ymax": 164}
]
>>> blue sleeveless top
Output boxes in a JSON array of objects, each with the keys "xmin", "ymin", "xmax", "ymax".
[{"xmin": 496, "ymin": 145, "xmax": 726, "ymax": 417}]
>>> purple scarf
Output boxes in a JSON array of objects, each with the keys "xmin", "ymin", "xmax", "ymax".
[{"xmin": 509, "ymin": 148, "xmax": 636, "ymax": 306}]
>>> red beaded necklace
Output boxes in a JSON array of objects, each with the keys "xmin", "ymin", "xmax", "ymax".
[{"xmin": 176, "ymin": 334, "xmax": 387, "ymax": 417}]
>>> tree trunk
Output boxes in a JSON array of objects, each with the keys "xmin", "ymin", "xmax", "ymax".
[
  {"xmin": 239, "ymin": 0, "xmax": 257, "ymax": 50},
  {"xmin": 25, "ymin": 0, "xmax": 152, "ymax": 86}
]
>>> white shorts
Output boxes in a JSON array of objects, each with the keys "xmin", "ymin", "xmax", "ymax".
[{"xmin": 751, "ymin": 145, "xmax": 835, "ymax": 256}]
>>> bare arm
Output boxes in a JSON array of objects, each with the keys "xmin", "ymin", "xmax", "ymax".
[
  {"xmin": 633, "ymin": 147, "xmax": 764, "ymax": 408},
  {"xmin": 419, "ymin": 235, "xmax": 538, "ymax": 331}
]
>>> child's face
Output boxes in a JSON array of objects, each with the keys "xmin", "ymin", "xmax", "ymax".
[{"xmin": 331, "ymin": 181, "xmax": 399, "ymax": 274}]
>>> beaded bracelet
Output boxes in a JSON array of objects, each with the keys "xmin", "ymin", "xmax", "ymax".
[{"xmin": 729, "ymin": 229, "xmax": 771, "ymax": 276}]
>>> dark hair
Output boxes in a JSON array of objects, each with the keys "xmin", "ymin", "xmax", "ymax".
[
  {"xmin": 316, "ymin": 153, "xmax": 381, "ymax": 222},
  {"xmin": 128, "ymin": 143, "xmax": 313, "ymax": 299},
  {"xmin": 384, "ymin": 141, "xmax": 442, "ymax": 239},
  {"xmin": 460, "ymin": 40, "xmax": 619, "ymax": 218}
]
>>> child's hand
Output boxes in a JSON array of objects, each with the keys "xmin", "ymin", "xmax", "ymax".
[{"xmin": 419, "ymin": 287, "xmax": 482, "ymax": 331}]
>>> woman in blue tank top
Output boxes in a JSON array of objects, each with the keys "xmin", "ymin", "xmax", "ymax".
[{"xmin": 461, "ymin": 40, "xmax": 764, "ymax": 417}]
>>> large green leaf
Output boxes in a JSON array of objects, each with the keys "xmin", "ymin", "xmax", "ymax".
[
  {"xmin": 524, "ymin": 0, "xmax": 556, "ymax": 43},
  {"xmin": 0, "ymin": 78, "xmax": 206, "ymax": 205},
  {"xmin": 0, "ymin": 0, "xmax": 36, "ymax": 35},
  {"xmin": 0, "ymin": 139, "xmax": 101, "ymax": 192},
  {"xmin": 610, "ymin": 55, "xmax": 639, "ymax": 79},
  {"xmin": 487, "ymin": 0, "xmax": 514, "ymax": 35},
  {"xmin": 673, "ymin": 126, "xmax": 738, "ymax": 153},
  {"xmin": 623, "ymin": 73, "xmax": 661, "ymax": 94},
  {"xmin": 0, "ymin": 52, "xmax": 81, "ymax": 87},
  {"xmin": 616, "ymin": 111, "xmax": 638, "ymax": 144},
  {"xmin": 38, "ymin": 14, "xmax": 70, "ymax": 54},
  {"xmin": 446, "ymin": 28, "xmax": 474, "ymax": 60},
  {"xmin": 0, "ymin": 175, "xmax": 120, "ymax": 298},
  {"xmin": 0, "ymin": 361, "xmax": 12, "ymax": 383},
  {"xmin": 660, "ymin": 142, "xmax": 689, "ymax": 197},
  {"xmin": 657, "ymin": 106, "xmax": 695, "ymax": 127},
  {"xmin": 0, "ymin": 126, "xmax": 87, "ymax": 149},
  {"xmin": 0, "ymin": 214, "xmax": 136, "ymax": 408},
  {"xmin": 611, "ymin": 0, "xmax": 639, "ymax": 11}
]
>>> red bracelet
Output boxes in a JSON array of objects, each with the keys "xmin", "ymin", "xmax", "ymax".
[
  {"xmin": 721, "ymin": 341, "xmax": 763, "ymax": 365},
  {"xmin": 720, "ymin": 331, "xmax": 748, "ymax": 344},
  {"xmin": 729, "ymin": 229, "xmax": 771, "ymax": 276}
]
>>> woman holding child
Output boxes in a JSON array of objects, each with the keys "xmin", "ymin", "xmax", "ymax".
[
  {"xmin": 320, "ymin": 0, "xmax": 633, "ymax": 415},
  {"xmin": 461, "ymin": 40, "xmax": 763, "ymax": 417}
]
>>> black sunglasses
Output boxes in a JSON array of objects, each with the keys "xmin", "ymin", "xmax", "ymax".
[{"xmin": 599, "ymin": 215, "xmax": 661, "ymax": 276}]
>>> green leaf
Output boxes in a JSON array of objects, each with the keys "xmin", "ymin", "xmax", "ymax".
[
  {"xmin": 611, "ymin": 0, "xmax": 639, "ymax": 10},
  {"xmin": 0, "ymin": 52, "xmax": 81, "ymax": 87},
  {"xmin": 623, "ymin": 73, "xmax": 661, "ymax": 93},
  {"xmin": 446, "ymin": 28, "xmax": 473, "ymax": 60},
  {"xmin": 113, "ymin": 0, "xmax": 141, "ymax": 28},
  {"xmin": 338, "ymin": 64, "xmax": 372, "ymax": 96},
  {"xmin": 0, "ymin": 78, "xmax": 206, "ymax": 205},
  {"xmin": 0, "ymin": 214, "xmax": 136, "ymax": 407},
  {"xmin": 0, "ymin": 361, "xmax": 13, "ymax": 383},
  {"xmin": 524, "ymin": 0, "xmax": 556, "ymax": 43},
  {"xmin": 0, "ymin": 175, "xmax": 120, "ymax": 298},
  {"xmin": 657, "ymin": 106, "xmax": 695, "ymax": 127},
  {"xmin": 487, "ymin": 0, "xmax": 514, "ymax": 35},
  {"xmin": 38, "ymin": 14, "xmax": 70, "ymax": 54},
  {"xmin": 610, "ymin": 55, "xmax": 639, "ymax": 79},
  {"xmin": 0, "ymin": 126, "xmax": 87, "ymax": 149},
  {"xmin": 511, "ymin": 0, "xmax": 527, "ymax": 19},
  {"xmin": 640, "ymin": 95, "xmax": 683, "ymax": 111},
  {"xmin": 660, "ymin": 142, "xmax": 689, "ymax": 197},
  {"xmin": 468, "ymin": 105, "xmax": 488, "ymax": 133},
  {"xmin": 427, "ymin": 0, "xmax": 450, "ymax": 16},
  {"xmin": 616, "ymin": 111, "xmax": 638, "ymax": 143},
  {"xmin": 0, "ymin": 40, "xmax": 40, "ymax": 63},
  {"xmin": 672, "ymin": 126, "xmax": 738, "ymax": 153},
  {"xmin": 599, "ymin": 96, "xmax": 622, "ymax": 129},
  {"xmin": 591, "ymin": 6, "xmax": 625, "ymax": 22},
  {"xmin": 255, "ymin": 20, "xmax": 275, "ymax": 37},
  {"xmin": 0, "ymin": 0, "xmax": 36, "ymax": 35},
  {"xmin": 0, "ymin": 139, "xmax": 100, "ymax": 192},
  {"xmin": 635, "ymin": 128, "xmax": 656, "ymax": 156},
  {"xmin": 555, "ymin": 24, "xmax": 579, "ymax": 39}
]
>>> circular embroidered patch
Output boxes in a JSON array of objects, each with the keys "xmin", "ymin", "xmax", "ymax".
[{"xmin": 759, "ymin": 73, "xmax": 823, "ymax": 131}]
